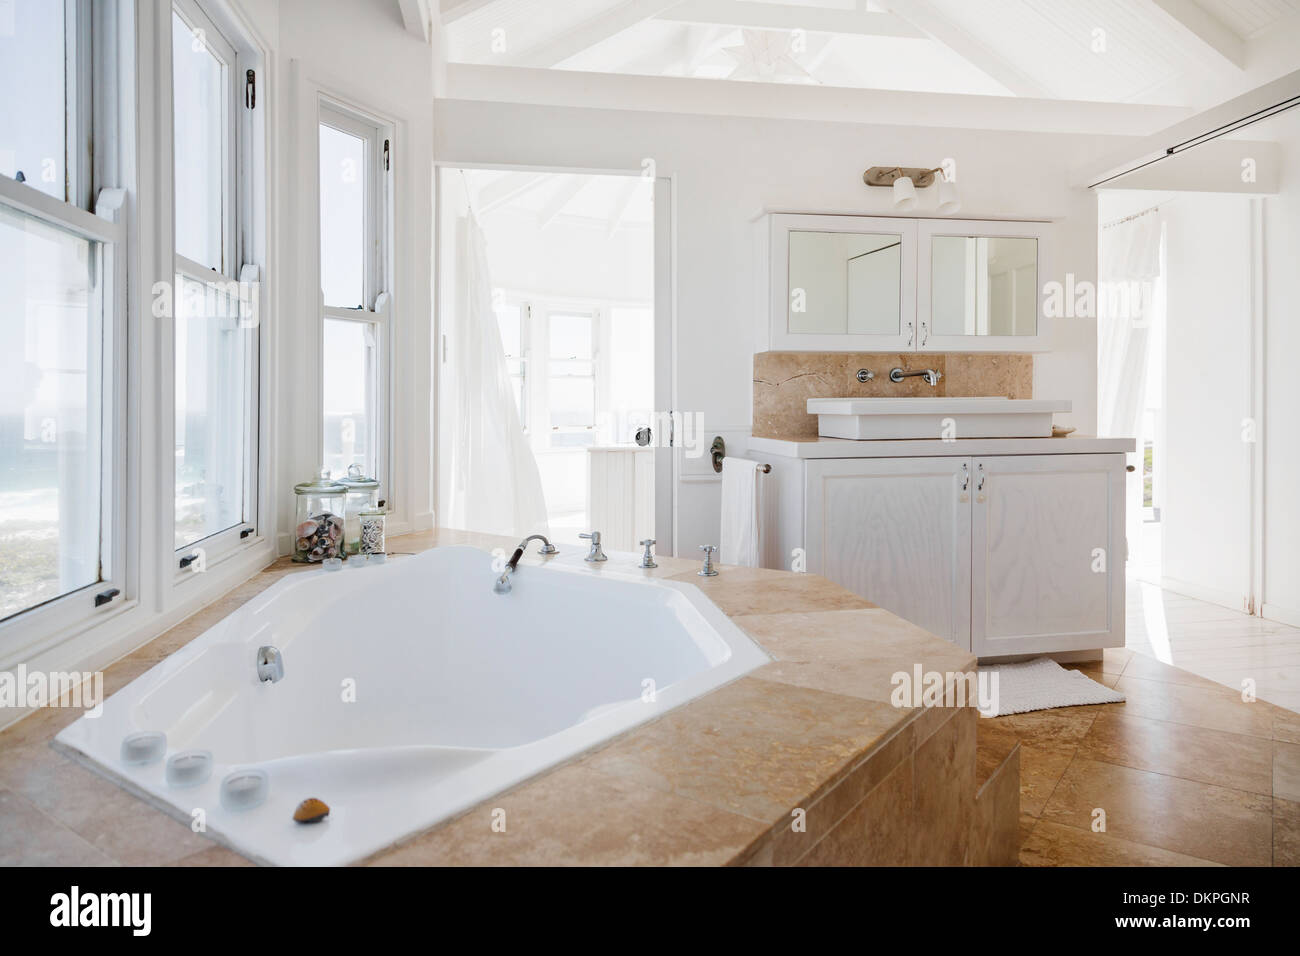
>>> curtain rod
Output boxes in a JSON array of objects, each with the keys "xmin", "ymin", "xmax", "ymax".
[{"xmin": 1101, "ymin": 204, "xmax": 1163, "ymax": 229}]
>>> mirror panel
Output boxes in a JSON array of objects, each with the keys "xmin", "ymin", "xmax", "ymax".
[
  {"xmin": 787, "ymin": 231, "xmax": 902, "ymax": 335},
  {"xmin": 930, "ymin": 235, "xmax": 1038, "ymax": 337}
]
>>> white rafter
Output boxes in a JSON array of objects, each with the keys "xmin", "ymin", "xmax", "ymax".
[
  {"xmin": 659, "ymin": 0, "xmax": 925, "ymax": 38},
  {"xmin": 513, "ymin": 0, "xmax": 683, "ymax": 69},
  {"xmin": 1144, "ymin": 0, "xmax": 1246, "ymax": 71},
  {"xmin": 878, "ymin": 0, "xmax": 1050, "ymax": 98},
  {"xmin": 537, "ymin": 176, "xmax": 593, "ymax": 230},
  {"xmin": 398, "ymin": 0, "xmax": 432, "ymax": 42}
]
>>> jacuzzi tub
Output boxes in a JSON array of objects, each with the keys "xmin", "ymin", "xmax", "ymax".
[{"xmin": 55, "ymin": 545, "xmax": 769, "ymax": 865}]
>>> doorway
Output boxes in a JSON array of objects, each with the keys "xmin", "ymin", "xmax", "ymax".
[{"xmin": 435, "ymin": 167, "xmax": 673, "ymax": 553}]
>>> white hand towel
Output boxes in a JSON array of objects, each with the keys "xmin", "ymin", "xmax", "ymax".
[{"xmin": 720, "ymin": 457, "xmax": 763, "ymax": 567}]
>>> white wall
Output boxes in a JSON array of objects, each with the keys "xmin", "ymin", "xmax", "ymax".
[
  {"xmin": 1261, "ymin": 115, "xmax": 1300, "ymax": 624},
  {"xmin": 1159, "ymin": 194, "xmax": 1253, "ymax": 608},
  {"xmin": 256, "ymin": 0, "xmax": 436, "ymax": 544},
  {"xmin": 435, "ymin": 98, "xmax": 1122, "ymax": 554}
]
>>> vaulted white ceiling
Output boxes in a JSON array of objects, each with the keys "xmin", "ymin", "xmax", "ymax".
[{"xmin": 439, "ymin": 0, "xmax": 1300, "ymax": 113}]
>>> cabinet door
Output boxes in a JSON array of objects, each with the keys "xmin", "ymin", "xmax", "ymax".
[
  {"xmin": 806, "ymin": 457, "xmax": 972, "ymax": 648},
  {"xmin": 971, "ymin": 454, "xmax": 1125, "ymax": 657}
]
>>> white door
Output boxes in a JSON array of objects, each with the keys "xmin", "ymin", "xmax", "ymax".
[
  {"xmin": 806, "ymin": 457, "xmax": 972, "ymax": 648},
  {"xmin": 971, "ymin": 454, "xmax": 1125, "ymax": 657}
]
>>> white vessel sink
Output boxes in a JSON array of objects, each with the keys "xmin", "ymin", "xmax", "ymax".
[{"xmin": 808, "ymin": 397, "xmax": 1071, "ymax": 440}]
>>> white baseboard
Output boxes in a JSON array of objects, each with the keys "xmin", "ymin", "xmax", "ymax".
[{"xmin": 1261, "ymin": 602, "xmax": 1300, "ymax": 628}]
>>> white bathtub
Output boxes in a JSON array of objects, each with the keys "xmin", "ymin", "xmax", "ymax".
[{"xmin": 55, "ymin": 546, "xmax": 769, "ymax": 865}]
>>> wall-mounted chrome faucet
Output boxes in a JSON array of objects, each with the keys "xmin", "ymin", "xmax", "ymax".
[
  {"xmin": 493, "ymin": 533, "xmax": 558, "ymax": 594},
  {"xmin": 579, "ymin": 531, "xmax": 608, "ymax": 562},
  {"xmin": 890, "ymin": 367, "xmax": 942, "ymax": 387}
]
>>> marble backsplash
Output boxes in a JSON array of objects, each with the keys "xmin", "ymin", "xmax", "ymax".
[{"xmin": 753, "ymin": 351, "xmax": 1034, "ymax": 439}]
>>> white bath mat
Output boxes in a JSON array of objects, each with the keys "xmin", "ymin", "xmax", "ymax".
[{"xmin": 980, "ymin": 657, "xmax": 1125, "ymax": 717}]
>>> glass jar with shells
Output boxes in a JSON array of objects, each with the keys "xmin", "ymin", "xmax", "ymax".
[{"xmin": 292, "ymin": 473, "xmax": 347, "ymax": 563}]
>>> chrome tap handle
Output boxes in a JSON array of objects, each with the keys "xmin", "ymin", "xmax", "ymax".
[
  {"xmin": 579, "ymin": 531, "xmax": 608, "ymax": 563},
  {"xmin": 698, "ymin": 544, "xmax": 719, "ymax": 577},
  {"xmin": 638, "ymin": 538, "xmax": 658, "ymax": 569}
]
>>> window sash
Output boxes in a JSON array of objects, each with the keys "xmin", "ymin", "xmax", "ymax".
[{"xmin": 170, "ymin": 0, "xmax": 258, "ymax": 565}]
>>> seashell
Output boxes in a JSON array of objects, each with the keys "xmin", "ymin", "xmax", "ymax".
[
  {"xmin": 296, "ymin": 537, "xmax": 311, "ymax": 552},
  {"xmin": 293, "ymin": 797, "xmax": 330, "ymax": 823},
  {"xmin": 296, "ymin": 520, "xmax": 318, "ymax": 539}
]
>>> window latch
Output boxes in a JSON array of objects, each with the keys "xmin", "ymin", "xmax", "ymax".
[
  {"xmin": 245, "ymin": 69, "xmax": 256, "ymax": 110},
  {"xmin": 240, "ymin": 526, "xmax": 255, "ymax": 539},
  {"xmin": 178, "ymin": 553, "xmax": 201, "ymax": 569},
  {"xmin": 94, "ymin": 588, "xmax": 121, "ymax": 608}
]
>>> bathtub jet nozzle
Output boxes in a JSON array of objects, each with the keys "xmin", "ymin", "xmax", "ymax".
[{"xmin": 257, "ymin": 645, "xmax": 284, "ymax": 683}]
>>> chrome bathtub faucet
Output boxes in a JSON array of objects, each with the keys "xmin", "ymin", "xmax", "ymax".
[
  {"xmin": 638, "ymin": 538, "xmax": 658, "ymax": 569},
  {"xmin": 493, "ymin": 533, "xmax": 558, "ymax": 594},
  {"xmin": 698, "ymin": 545, "xmax": 719, "ymax": 577},
  {"xmin": 579, "ymin": 531, "xmax": 608, "ymax": 563}
]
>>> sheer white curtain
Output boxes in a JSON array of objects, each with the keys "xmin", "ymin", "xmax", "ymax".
[
  {"xmin": 441, "ymin": 181, "xmax": 549, "ymax": 538},
  {"xmin": 1097, "ymin": 209, "xmax": 1164, "ymax": 566}
]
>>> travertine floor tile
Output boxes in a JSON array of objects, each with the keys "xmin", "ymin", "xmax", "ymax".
[
  {"xmin": 1077, "ymin": 711, "xmax": 1273, "ymax": 796},
  {"xmin": 1020, "ymin": 820, "xmax": 1224, "ymax": 867},
  {"xmin": 1113, "ymin": 675, "xmax": 1276, "ymax": 738},
  {"xmin": 1274, "ymin": 741, "xmax": 1300, "ymax": 802},
  {"xmin": 0, "ymin": 789, "xmax": 116, "ymax": 866},
  {"xmin": 1040, "ymin": 757, "xmax": 1272, "ymax": 866},
  {"xmin": 1274, "ymin": 797, "xmax": 1300, "ymax": 866}
]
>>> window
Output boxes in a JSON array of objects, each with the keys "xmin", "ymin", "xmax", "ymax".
[
  {"xmin": 546, "ymin": 310, "xmax": 596, "ymax": 448},
  {"xmin": 171, "ymin": 2, "xmax": 257, "ymax": 557},
  {"xmin": 0, "ymin": 1, "xmax": 124, "ymax": 628},
  {"xmin": 319, "ymin": 102, "xmax": 389, "ymax": 488},
  {"xmin": 0, "ymin": 1, "xmax": 68, "ymax": 202}
]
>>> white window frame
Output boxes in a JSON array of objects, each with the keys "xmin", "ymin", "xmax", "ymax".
[
  {"xmin": 168, "ymin": 0, "xmax": 262, "ymax": 578},
  {"xmin": 317, "ymin": 99, "xmax": 392, "ymax": 497},
  {"xmin": 0, "ymin": 3, "xmax": 128, "ymax": 646}
]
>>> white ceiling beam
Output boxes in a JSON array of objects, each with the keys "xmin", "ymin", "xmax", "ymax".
[
  {"xmin": 444, "ymin": 63, "xmax": 1191, "ymax": 136},
  {"xmin": 659, "ymin": 0, "xmax": 925, "ymax": 38},
  {"xmin": 441, "ymin": 0, "xmax": 496, "ymax": 24},
  {"xmin": 1144, "ymin": 0, "xmax": 1246, "ymax": 71},
  {"xmin": 514, "ymin": 1, "xmax": 683, "ymax": 69},
  {"xmin": 475, "ymin": 172, "xmax": 550, "ymax": 215},
  {"xmin": 537, "ymin": 177, "xmax": 592, "ymax": 230},
  {"xmin": 398, "ymin": 0, "xmax": 432, "ymax": 42},
  {"xmin": 607, "ymin": 178, "xmax": 647, "ymax": 238},
  {"xmin": 879, "ymin": 0, "xmax": 1051, "ymax": 98}
]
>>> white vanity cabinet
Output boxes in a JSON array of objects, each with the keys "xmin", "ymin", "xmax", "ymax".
[{"xmin": 758, "ymin": 438, "xmax": 1130, "ymax": 659}]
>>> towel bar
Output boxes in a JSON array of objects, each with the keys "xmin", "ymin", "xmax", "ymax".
[{"xmin": 710, "ymin": 436, "xmax": 771, "ymax": 474}]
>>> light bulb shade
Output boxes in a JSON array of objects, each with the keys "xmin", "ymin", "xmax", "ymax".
[
  {"xmin": 892, "ymin": 175, "xmax": 918, "ymax": 211},
  {"xmin": 937, "ymin": 177, "xmax": 961, "ymax": 214}
]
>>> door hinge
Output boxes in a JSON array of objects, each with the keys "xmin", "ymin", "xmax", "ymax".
[
  {"xmin": 383, "ymin": 139, "xmax": 390, "ymax": 171},
  {"xmin": 245, "ymin": 69, "xmax": 256, "ymax": 109},
  {"xmin": 669, "ymin": 410, "xmax": 675, "ymax": 447}
]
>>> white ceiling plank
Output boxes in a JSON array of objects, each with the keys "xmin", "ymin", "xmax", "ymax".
[
  {"xmin": 441, "ymin": 0, "xmax": 497, "ymax": 24},
  {"xmin": 1143, "ymin": 0, "xmax": 1247, "ymax": 71},
  {"xmin": 514, "ymin": 1, "xmax": 684, "ymax": 69},
  {"xmin": 538, "ymin": 177, "xmax": 593, "ymax": 230},
  {"xmin": 476, "ymin": 172, "xmax": 551, "ymax": 214},
  {"xmin": 660, "ymin": 0, "xmax": 925, "ymax": 38},
  {"xmin": 879, "ymin": 0, "xmax": 1051, "ymax": 98},
  {"xmin": 607, "ymin": 177, "xmax": 647, "ymax": 238},
  {"xmin": 398, "ymin": 0, "xmax": 432, "ymax": 42}
]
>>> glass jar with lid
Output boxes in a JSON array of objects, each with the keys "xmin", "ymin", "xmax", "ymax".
[
  {"xmin": 357, "ymin": 506, "xmax": 386, "ymax": 556},
  {"xmin": 293, "ymin": 472, "xmax": 347, "ymax": 563},
  {"xmin": 338, "ymin": 464, "xmax": 380, "ymax": 555}
]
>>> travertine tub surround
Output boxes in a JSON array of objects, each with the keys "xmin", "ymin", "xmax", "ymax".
[
  {"xmin": 753, "ymin": 351, "xmax": 1033, "ymax": 439},
  {"xmin": 0, "ymin": 528, "xmax": 1016, "ymax": 867}
]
